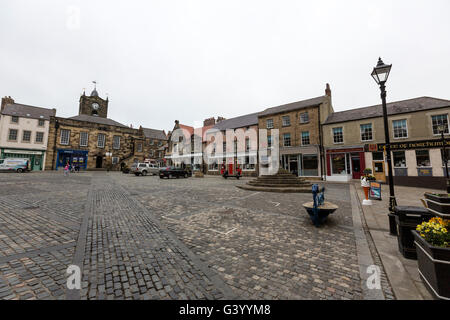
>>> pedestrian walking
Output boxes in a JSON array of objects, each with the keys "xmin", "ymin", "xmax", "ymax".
[{"xmin": 64, "ymin": 163, "xmax": 70, "ymax": 176}]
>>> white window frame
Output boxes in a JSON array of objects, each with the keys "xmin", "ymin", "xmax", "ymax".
[
  {"xmin": 301, "ymin": 131, "xmax": 310, "ymax": 146},
  {"xmin": 80, "ymin": 132, "xmax": 89, "ymax": 147},
  {"xmin": 300, "ymin": 112, "xmax": 309, "ymax": 124},
  {"xmin": 266, "ymin": 119, "xmax": 274, "ymax": 129},
  {"xmin": 360, "ymin": 123, "xmax": 373, "ymax": 142},
  {"xmin": 332, "ymin": 127, "xmax": 344, "ymax": 144},
  {"xmin": 60, "ymin": 129, "xmax": 70, "ymax": 145},
  {"xmin": 431, "ymin": 114, "xmax": 449, "ymax": 136},
  {"xmin": 97, "ymin": 133, "xmax": 106, "ymax": 148},
  {"xmin": 8, "ymin": 128, "xmax": 18, "ymax": 141},
  {"xmin": 283, "ymin": 133, "xmax": 291, "ymax": 147},
  {"xmin": 392, "ymin": 119, "xmax": 408, "ymax": 139},
  {"xmin": 22, "ymin": 130, "xmax": 31, "ymax": 142},
  {"xmin": 282, "ymin": 116, "xmax": 290, "ymax": 127}
]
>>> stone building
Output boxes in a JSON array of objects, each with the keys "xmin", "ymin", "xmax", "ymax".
[
  {"xmin": 45, "ymin": 87, "xmax": 165, "ymax": 171},
  {"xmin": 205, "ymin": 113, "xmax": 259, "ymax": 177},
  {"xmin": 0, "ymin": 96, "xmax": 56, "ymax": 170},
  {"xmin": 141, "ymin": 127, "xmax": 168, "ymax": 167},
  {"xmin": 322, "ymin": 96, "xmax": 450, "ymax": 188},
  {"xmin": 258, "ymin": 84, "xmax": 334, "ymax": 179}
]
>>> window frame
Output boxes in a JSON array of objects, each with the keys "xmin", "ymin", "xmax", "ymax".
[
  {"xmin": 60, "ymin": 129, "xmax": 70, "ymax": 145},
  {"xmin": 79, "ymin": 132, "xmax": 89, "ymax": 147},
  {"xmin": 10, "ymin": 116, "xmax": 19, "ymax": 124},
  {"xmin": 113, "ymin": 135, "xmax": 121, "ymax": 150},
  {"xmin": 360, "ymin": 123, "xmax": 373, "ymax": 142},
  {"xmin": 282, "ymin": 116, "xmax": 291, "ymax": 127},
  {"xmin": 301, "ymin": 131, "xmax": 310, "ymax": 146},
  {"xmin": 431, "ymin": 114, "xmax": 449, "ymax": 136},
  {"xmin": 299, "ymin": 112, "xmax": 309, "ymax": 124},
  {"xmin": 35, "ymin": 132, "xmax": 44, "ymax": 144},
  {"xmin": 266, "ymin": 119, "xmax": 274, "ymax": 129},
  {"xmin": 97, "ymin": 133, "xmax": 106, "ymax": 148},
  {"xmin": 8, "ymin": 128, "xmax": 18, "ymax": 141},
  {"xmin": 392, "ymin": 119, "xmax": 408, "ymax": 139},
  {"xmin": 38, "ymin": 119, "xmax": 45, "ymax": 127},
  {"xmin": 332, "ymin": 127, "xmax": 344, "ymax": 144},
  {"xmin": 283, "ymin": 133, "xmax": 291, "ymax": 147},
  {"xmin": 22, "ymin": 130, "xmax": 32, "ymax": 143},
  {"xmin": 415, "ymin": 149, "xmax": 431, "ymax": 167}
]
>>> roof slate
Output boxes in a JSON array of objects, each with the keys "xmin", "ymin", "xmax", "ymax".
[
  {"xmin": 67, "ymin": 114, "xmax": 128, "ymax": 127},
  {"xmin": 323, "ymin": 97, "xmax": 450, "ymax": 125},
  {"xmin": 142, "ymin": 128, "xmax": 167, "ymax": 140},
  {"xmin": 213, "ymin": 112, "xmax": 259, "ymax": 130},
  {"xmin": 2, "ymin": 103, "xmax": 56, "ymax": 120},
  {"xmin": 258, "ymin": 96, "xmax": 326, "ymax": 117}
]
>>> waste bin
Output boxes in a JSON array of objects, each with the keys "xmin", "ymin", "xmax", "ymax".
[{"xmin": 394, "ymin": 206, "xmax": 433, "ymax": 260}]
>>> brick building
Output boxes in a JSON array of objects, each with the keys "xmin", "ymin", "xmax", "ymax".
[{"xmin": 45, "ymin": 87, "xmax": 165, "ymax": 171}]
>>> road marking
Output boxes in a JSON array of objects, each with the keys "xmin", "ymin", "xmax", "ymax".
[
  {"xmin": 209, "ymin": 227, "xmax": 237, "ymax": 235},
  {"xmin": 269, "ymin": 201, "xmax": 280, "ymax": 207}
]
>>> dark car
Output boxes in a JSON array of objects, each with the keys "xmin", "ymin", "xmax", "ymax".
[{"xmin": 159, "ymin": 166, "xmax": 192, "ymax": 179}]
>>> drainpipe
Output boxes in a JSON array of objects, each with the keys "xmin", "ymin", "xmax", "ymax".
[
  {"xmin": 318, "ymin": 105, "xmax": 325, "ymax": 181},
  {"xmin": 52, "ymin": 119, "xmax": 59, "ymax": 170}
]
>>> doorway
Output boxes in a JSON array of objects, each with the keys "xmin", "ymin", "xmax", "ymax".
[
  {"xmin": 373, "ymin": 161, "xmax": 386, "ymax": 182},
  {"xmin": 96, "ymin": 156, "xmax": 103, "ymax": 169},
  {"xmin": 351, "ymin": 155, "xmax": 361, "ymax": 179}
]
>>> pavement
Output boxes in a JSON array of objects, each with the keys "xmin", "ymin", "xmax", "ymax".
[
  {"xmin": 0, "ymin": 170, "xmax": 423, "ymax": 300},
  {"xmin": 349, "ymin": 181, "xmax": 438, "ymax": 300}
]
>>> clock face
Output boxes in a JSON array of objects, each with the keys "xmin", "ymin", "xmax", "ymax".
[{"xmin": 92, "ymin": 103, "xmax": 99, "ymax": 110}]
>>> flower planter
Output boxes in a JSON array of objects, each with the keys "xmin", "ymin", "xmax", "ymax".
[
  {"xmin": 424, "ymin": 193, "xmax": 450, "ymax": 217},
  {"xmin": 412, "ymin": 230, "xmax": 450, "ymax": 300}
]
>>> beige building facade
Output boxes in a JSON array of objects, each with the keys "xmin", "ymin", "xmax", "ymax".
[{"xmin": 323, "ymin": 97, "xmax": 450, "ymax": 188}]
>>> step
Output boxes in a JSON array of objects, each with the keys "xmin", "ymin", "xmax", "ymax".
[
  {"xmin": 236, "ymin": 185, "xmax": 312, "ymax": 193},
  {"xmin": 251, "ymin": 179, "xmax": 308, "ymax": 184},
  {"xmin": 247, "ymin": 182, "xmax": 312, "ymax": 188}
]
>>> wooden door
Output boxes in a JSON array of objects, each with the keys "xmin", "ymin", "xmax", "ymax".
[{"xmin": 372, "ymin": 161, "xmax": 386, "ymax": 182}]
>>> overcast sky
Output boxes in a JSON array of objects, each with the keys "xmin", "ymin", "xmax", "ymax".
[{"xmin": 1, "ymin": 0, "xmax": 449, "ymax": 132}]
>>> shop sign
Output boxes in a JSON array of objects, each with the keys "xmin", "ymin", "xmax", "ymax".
[{"xmin": 365, "ymin": 139, "xmax": 450, "ymax": 152}]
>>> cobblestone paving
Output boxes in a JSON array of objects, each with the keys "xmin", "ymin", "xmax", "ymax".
[{"xmin": 0, "ymin": 171, "xmax": 393, "ymax": 299}]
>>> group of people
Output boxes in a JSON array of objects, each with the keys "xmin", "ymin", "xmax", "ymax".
[{"xmin": 63, "ymin": 162, "xmax": 80, "ymax": 176}]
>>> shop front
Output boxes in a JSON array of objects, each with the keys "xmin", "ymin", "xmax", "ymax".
[
  {"xmin": 280, "ymin": 146, "xmax": 320, "ymax": 178},
  {"xmin": 1, "ymin": 148, "xmax": 45, "ymax": 171},
  {"xmin": 56, "ymin": 149, "xmax": 88, "ymax": 170},
  {"xmin": 365, "ymin": 138, "xmax": 450, "ymax": 189},
  {"xmin": 326, "ymin": 147, "xmax": 365, "ymax": 182}
]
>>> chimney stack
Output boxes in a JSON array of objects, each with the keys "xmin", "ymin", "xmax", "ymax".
[
  {"xmin": 216, "ymin": 116, "xmax": 226, "ymax": 123},
  {"xmin": 1, "ymin": 96, "xmax": 14, "ymax": 112},
  {"xmin": 325, "ymin": 83, "xmax": 331, "ymax": 97},
  {"xmin": 203, "ymin": 117, "xmax": 216, "ymax": 127}
]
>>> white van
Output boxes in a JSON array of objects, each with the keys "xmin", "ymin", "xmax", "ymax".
[{"xmin": 0, "ymin": 158, "xmax": 30, "ymax": 173}]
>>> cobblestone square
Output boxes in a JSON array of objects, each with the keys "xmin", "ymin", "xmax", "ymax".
[{"xmin": 0, "ymin": 172, "xmax": 393, "ymax": 300}]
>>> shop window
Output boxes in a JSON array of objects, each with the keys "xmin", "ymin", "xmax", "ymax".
[
  {"xmin": 80, "ymin": 132, "xmax": 88, "ymax": 147},
  {"xmin": 393, "ymin": 119, "xmax": 408, "ymax": 138},
  {"xmin": 432, "ymin": 114, "xmax": 449, "ymax": 135},
  {"xmin": 97, "ymin": 134, "xmax": 106, "ymax": 148},
  {"xmin": 372, "ymin": 152, "xmax": 384, "ymax": 161},
  {"xmin": 208, "ymin": 162, "xmax": 218, "ymax": 171},
  {"xmin": 35, "ymin": 132, "xmax": 44, "ymax": 143},
  {"xmin": 333, "ymin": 127, "xmax": 343, "ymax": 144},
  {"xmin": 300, "ymin": 112, "xmax": 309, "ymax": 124},
  {"xmin": 8, "ymin": 129, "xmax": 18, "ymax": 141},
  {"xmin": 60, "ymin": 129, "xmax": 70, "ymax": 145},
  {"xmin": 416, "ymin": 150, "xmax": 431, "ymax": 167},
  {"xmin": 266, "ymin": 119, "xmax": 273, "ymax": 129},
  {"xmin": 302, "ymin": 154, "xmax": 318, "ymax": 176},
  {"xmin": 282, "ymin": 116, "xmax": 290, "ymax": 127},
  {"xmin": 393, "ymin": 151, "xmax": 406, "ymax": 168},
  {"xmin": 331, "ymin": 154, "xmax": 347, "ymax": 175},
  {"xmin": 301, "ymin": 131, "xmax": 310, "ymax": 145},
  {"xmin": 283, "ymin": 133, "xmax": 291, "ymax": 147},
  {"xmin": 360, "ymin": 124, "xmax": 373, "ymax": 141}
]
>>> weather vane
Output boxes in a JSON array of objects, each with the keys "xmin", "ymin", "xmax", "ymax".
[{"xmin": 92, "ymin": 80, "xmax": 97, "ymax": 90}]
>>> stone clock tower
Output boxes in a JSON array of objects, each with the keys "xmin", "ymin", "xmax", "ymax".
[{"xmin": 79, "ymin": 85, "xmax": 109, "ymax": 118}]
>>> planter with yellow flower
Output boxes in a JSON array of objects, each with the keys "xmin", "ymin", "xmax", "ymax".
[{"xmin": 412, "ymin": 217, "xmax": 450, "ymax": 300}]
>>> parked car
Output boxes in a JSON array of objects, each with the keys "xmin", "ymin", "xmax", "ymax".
[
  {"xmin": 131, "ymin": 163, "xmax": 160, "ymax": 176},
  {"xmin": 0, "ymin": 158, "xmax": 29, "ymax": 173},
  {"xmin": 159, "ymin": 166, "xmax": 192, "ymax": 179}
]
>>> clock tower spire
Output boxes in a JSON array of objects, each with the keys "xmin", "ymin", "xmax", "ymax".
[{"xmin": 78, "ymin": 82, "xmax": 109, "ymax": 118}]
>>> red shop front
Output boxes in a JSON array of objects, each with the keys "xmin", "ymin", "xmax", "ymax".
[{"xmin": 326, "ymin": 147, "xmax": 365, "ymax": 181}]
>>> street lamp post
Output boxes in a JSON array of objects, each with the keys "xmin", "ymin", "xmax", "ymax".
[
  {"xmin": 371, "ymin": 57, "xmax": 397, "ymax": 236},
  {"xmin": 438, "ymin": 124, "xmax": 450, "ymax": 193}
]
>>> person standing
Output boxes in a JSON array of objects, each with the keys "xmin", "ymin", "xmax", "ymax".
[{"xmin": 64, "ymin": 162, "xmax": 70, "ymax": 176}]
